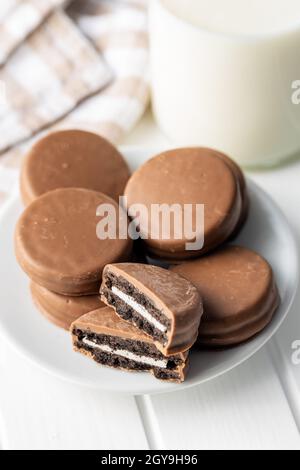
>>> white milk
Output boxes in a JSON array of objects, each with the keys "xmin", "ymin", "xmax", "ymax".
[
  {"xmin": 150, "ymin": 0, "xmax": 300, "ymax": 166},
  {"xmin": 162, "ymin": 0, "xmax": 300, "ymax": 35}
]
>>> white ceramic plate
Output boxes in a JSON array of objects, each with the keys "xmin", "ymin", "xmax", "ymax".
[{"xmin": 0, "ymin": 148, "xmax": 298, "ymax": 395}]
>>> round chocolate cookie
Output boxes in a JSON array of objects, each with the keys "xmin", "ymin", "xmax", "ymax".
[
  {"xmin": 20, "ymin": 130, "xmax": 130, "ymax": 205},
  {"xmin": 15, "ymin": 188, "xmax": 132, "ymax": 295},
  {"xmin": 124, "ymin": 148, "xmax": 244, "ymax": 260},
  {"xmin": 212, "ymin": 149, "xmax": 249, "ymax": 237},
  {"xmin": 31, "ymin": 282, "xmax": 104, "ymax": 330},
  {"xmin": 171, "ymin": 246, "xmax": 280, "ymax": 346}
]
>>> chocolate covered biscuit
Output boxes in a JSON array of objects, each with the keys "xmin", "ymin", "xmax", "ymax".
[
  {"xmin": 20, "ymin": 130, "xmax": 130, "ymax": 205},
  {"xmin": 71, "ymin": 307, "xmax": 189, "ymax": 383},
  {"xmin": 15, "ymin": 188, "xmax": 132, "ymax": 295},
  {"xmin": 124, "ymin": 148, "xmax": 245, "ymax": 260},
  {"xmin": 172, "ymin": 246, "xmax": 280, "ymax": 346},
  {"xmin": 213, "ymin": 149, "xmax": 249, "ymax": 237},
  {"xmin": 100, "ymin": 263, "xmax": 203, "ymax": 355},
  {"xmin": 31, "ymin": 282, "xmax": 104, "ymax": 330}
]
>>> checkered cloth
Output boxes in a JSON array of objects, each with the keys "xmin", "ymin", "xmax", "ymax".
[
  {"xmin": 0, "ymin": 0, "xmax": 68, "ymax": 66},
  {"xmin": 0, "ymin": 0, "xmax": 149, "ymax": 207}
]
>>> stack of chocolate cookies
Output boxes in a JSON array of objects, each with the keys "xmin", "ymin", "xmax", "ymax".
[
  {"xmin": 14, "ymin": 131, "xmax": 280, "ymax": 383},
  {"xmin": 15, "ymin": 130, "xmax": 133, "ymax": 329}
]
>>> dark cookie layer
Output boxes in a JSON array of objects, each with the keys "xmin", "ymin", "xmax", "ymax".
[
  {"xmin": 102, "ymin": 271, "xmax": 170, "ymax": 344},
  {"xmin": 71, "ymin": 307, "xmax": 189, "ymax": 383},
  {"xmin": 101, "ymin": 263, "xmax": 203, "ymax": 356}
]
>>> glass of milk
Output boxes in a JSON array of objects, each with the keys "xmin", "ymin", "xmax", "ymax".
[{"xmin": 149, "ymin": 0, "xmax": 300, "ymax": 167}]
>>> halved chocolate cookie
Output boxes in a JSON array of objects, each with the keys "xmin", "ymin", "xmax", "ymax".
[
  {"xmin": 71, "ymin": 307, "xmax": 189, "ymax": 383},
  {"xmin": 172, "ymin": 246, "xmax": 280, "ymax": 347},
  {"xmin": 100, "ymin": 263, "xmax": 203, "ymax": 356}
]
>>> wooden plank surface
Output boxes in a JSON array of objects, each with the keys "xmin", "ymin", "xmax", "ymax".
[
  {"xmin": 0, "ymin": 342, "xmax": 149, "ymax": 450},
  {"xmin": 251, "ymin": 161, "xmax": 300, "ymax": 430},
  {"xmin": 143, "ymin": 349, "xmax": 300, "ymax": 450}
]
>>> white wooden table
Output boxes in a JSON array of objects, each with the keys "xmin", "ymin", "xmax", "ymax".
[{"xmin": 0, "ymin": 110, "xmax": 300, "ymax": 450}]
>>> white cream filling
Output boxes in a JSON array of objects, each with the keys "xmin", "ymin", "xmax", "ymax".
[
  {"xmin": 82, "ymin": 338, "xmax": 168, "ymax": 369},
  {"xmin": 111, "ymin": 286, "xmax": 167, "ymax": 333}
]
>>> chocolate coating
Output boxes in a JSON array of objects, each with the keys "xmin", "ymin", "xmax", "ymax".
[
  {"xmin": 172, "ymin": 246, "xmax": 280, "ymax": 346},
  {"xmin": 20, "ymin": 130, "xmax": 130, "ymax": 205},
  {"xmin": 124, "ymin": 148, "xmax": 244, "ymax": 259},
  {"xmin": 212, "ymin": 149, "xmax": 249, "ymax": 237},
  {"xmin": 101, "ymin": 263, "xmax": 203, "ymax": 355},
  {"xmin": 15, "ymin": 188, "xmax": 132, "ymax": 295},
  {"xmin": 74, "ymin": 306, "xmax": 163, "ymax": 342},
  {"xmin": 31, "ymin": 282, "xmax": 104, "ymax": 330}
]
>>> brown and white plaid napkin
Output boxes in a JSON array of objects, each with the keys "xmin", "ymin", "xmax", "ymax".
[
  {"xmin": 0, "ymin": 0, "xmax": 149, "ymax": 208},
  {"xmin": 0, "ymin": 9, "xmax": 112, "ymax": 154},
  {"xmin": 0, "ymin": 0, "xmax": 68, "ymax": 66}
]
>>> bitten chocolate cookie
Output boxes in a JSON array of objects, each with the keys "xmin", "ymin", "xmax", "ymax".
[
  {"xmin": 71, "ymin": 307, "xmax": 189, "ymax": 383},
  {"xmin": 172, "ymin": 246, "xmax": 280, "ymax": 347},
  {"xmin": 15, "ymin": 188, "xmax": 132, "ymax": 295},
  {"xmin": 20, "ymin": 130, "xmax": 130, "ymax": 205},
  {"xmin": 100, "ymin": 263, "xmax": 203, "ymax": 356},
  {"xmin": 124, "ymin": 148, "xmax": 245, "ymax": 260},
  {"xmin": 31, "ymin": 282, "xmax": 104, "ymax": 330}
]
